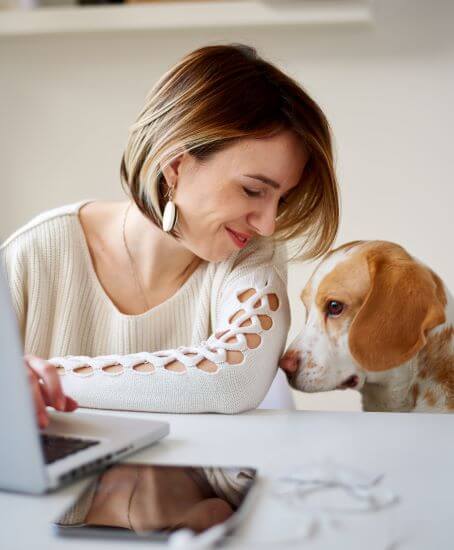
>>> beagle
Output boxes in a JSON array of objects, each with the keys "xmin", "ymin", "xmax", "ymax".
[{"xmin": 280, "ymin": 240, "xmax": 454, "ymax": 413}]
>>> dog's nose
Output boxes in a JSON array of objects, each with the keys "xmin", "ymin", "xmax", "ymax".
[
  {"xmin": 338, "ymin": 375, "xmax": 359, "ymax": 389},
  {"xmin": 279, "ymin": 350, "xmax": 300, "ymax": 374}
]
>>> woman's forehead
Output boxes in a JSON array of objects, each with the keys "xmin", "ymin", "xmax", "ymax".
[{"xmin": 214, "ymin": 134, "xmax": 307, "ymax": 186}]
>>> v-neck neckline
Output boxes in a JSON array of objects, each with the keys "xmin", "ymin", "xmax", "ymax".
[{"xmin": 73, "ymin": 199, "xmax": 205, "ymax": 320}]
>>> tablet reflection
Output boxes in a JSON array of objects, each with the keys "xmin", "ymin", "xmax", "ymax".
[{"xmin": 55, "ymin": 463, "xmax": 256, "ymax": 535}]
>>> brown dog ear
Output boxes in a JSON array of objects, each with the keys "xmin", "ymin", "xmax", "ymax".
[{"xmin": 349, "ymin": 249, "xmax": 446, "ymax": 372}]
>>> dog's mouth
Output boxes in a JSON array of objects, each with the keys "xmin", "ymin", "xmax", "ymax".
[{"xmin": 336, "ymin": 375, "xmax": 359, "ymax": 390}]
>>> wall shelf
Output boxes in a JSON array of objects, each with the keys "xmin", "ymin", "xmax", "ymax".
[{"xmin": 0, "ymin": 1, "xmax": 372, "ymax": 36}]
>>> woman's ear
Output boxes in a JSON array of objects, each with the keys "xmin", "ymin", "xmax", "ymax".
[
  {"xmin": 348, "ymin": 249, "xmax": 446, "ymax": 372},
  {"xmin": 160, "ymin": 153, "xmax": 185, "ymax": 190}
]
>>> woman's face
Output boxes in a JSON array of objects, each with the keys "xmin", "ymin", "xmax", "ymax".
[{"xmin": 163, "ymin": 129, "xmax": 308, "ymax": 262}]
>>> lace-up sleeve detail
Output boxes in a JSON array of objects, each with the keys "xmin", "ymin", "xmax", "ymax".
[{"xmin": 48, "ymin": 264, "xmax": 290, "ymax": 413}]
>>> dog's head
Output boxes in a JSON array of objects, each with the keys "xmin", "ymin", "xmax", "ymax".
[{"xmin": 284, "ymin": 240, "xmax": 447, "ymax": 393}]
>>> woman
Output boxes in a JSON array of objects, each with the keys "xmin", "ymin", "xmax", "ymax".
[{"xmin": 1, "ymin": 43, "xmax": 339, "ymax": 428}]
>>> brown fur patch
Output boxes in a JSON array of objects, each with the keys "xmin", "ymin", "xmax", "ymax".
[
  {"xmin": 429, "ymin": 269, "xmax": 448, "ymax": 307},
  {"xmin": 323, "ymin": 241, "xmax": 366, "ymax": 260},
  {"xmin": 424, "ymin": 389, "xmax": 437, "ymax": 407},
  {"xmin": 302, "ymin": 241, "xmax": 365, "ymax": 314},
  {"xmin": 315, "ymin": 245, "xmax": 372, "ymax": 344},
  {"xmin": 347, "ymin": 242, "xmax": 446, "ymax": 371},
  {"xmin": 418, "ymin": 326, "xmax": 454, "ymax": 407}
]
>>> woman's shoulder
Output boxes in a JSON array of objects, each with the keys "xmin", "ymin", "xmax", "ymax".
[
  {"xmin": 0, "ymin": 199, "xmax": 94, "ymax": 252},
  {"xmin": 221, "ymin": 236, "xmax": 289, "ymax": 284},
  {"xmin": 209, "ymin": 237, "xmax": 289, "ymax": 325}
]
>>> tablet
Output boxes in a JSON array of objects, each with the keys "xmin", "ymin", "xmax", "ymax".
[{"xmin": 51, "ymin": 462, "xmax": 258, "ymax": 543}]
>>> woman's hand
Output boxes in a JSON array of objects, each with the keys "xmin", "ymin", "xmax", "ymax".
[{"xmin": 24, "ymin": 353, "xmax": 78, "ymax": 429}]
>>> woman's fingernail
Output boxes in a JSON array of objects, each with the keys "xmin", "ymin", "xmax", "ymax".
[{"xmin": 39, "ymin": 412, "xmax": 48, "ymax": 428}]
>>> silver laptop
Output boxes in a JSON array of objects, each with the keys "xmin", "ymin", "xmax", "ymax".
[{"xmin": 0, "ymin": 265, "xmax": 170, "ymax": 495}]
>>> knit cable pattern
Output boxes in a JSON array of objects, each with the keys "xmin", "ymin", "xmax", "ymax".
[
  {"xmin": 47, "ymin": 265, "xmax": 290, "ymax": 413},
  {"xmin": 49, "ymin": 280, "xmax": 274, "ymax": 374}
]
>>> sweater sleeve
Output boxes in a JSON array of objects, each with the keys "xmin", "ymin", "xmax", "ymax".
[
  {"xmin": 48, "ymin": 262, "xmax": 291, "ymax": 414},
  {"xmin": 0, "ymin": 238, "xmax": 28, "ymax": 345}
]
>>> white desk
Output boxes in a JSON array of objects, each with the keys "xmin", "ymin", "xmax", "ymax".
[{"xmin": 1, "ymin": 409, "xmax": 453, "ymax": 549}]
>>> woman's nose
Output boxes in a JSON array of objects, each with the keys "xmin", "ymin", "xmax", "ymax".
[{"xmin": 248, "ymin": 203, "xmax": 277, "ymax": 237}]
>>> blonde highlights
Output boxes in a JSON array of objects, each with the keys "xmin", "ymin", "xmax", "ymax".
[{"xmin": 120, "ymin": 43, "xmax": 339, "ymax": 262}]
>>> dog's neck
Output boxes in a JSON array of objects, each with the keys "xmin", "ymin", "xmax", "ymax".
[
  {"xmin": 361, "ymin": 360, "xmax": 418, "ymax": 412},
  {"xmin": 361, "ymin": 287, "xmax": 454, "ymax": 413}
]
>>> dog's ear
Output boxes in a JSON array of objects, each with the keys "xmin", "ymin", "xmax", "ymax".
[{"xmin": 349, "ymin": 249, "xmax": 446, "ymax": 372}]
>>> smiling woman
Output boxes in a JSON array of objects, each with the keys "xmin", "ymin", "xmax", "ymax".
[
  {"xmin": 1, "ymin": 43, "xmax": 340, "ymax": 420},
  {"xmin": 122, "ymin": 43, "xmax": 339, "ymax": 261}
]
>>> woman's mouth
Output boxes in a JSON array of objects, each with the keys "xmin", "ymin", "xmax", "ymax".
[{"xmin": 226, "ymin": 227, "xmax": 250, "ymax": 249}]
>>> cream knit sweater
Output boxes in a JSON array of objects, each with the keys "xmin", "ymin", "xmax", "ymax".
[{"xmin": 0, "ymin": 199, "xmax": 292, "ymax": 413}]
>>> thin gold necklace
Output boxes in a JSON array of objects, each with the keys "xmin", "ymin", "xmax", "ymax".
[
  {"xmin": 122, "ymin": 203, "xmax": 151, "ymax": 311},
  {"xmin": 122, "ymin": 203, "xmax": 201, "ymax": 313}
]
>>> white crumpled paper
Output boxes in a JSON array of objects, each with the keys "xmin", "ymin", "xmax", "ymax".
[
  {"xmin": 168, "ymin": 458, "xmax": 399, "ymax": 549},
  {"xmin": 273, "ymin": 457, "xmax": 398, "ymax": 511}
]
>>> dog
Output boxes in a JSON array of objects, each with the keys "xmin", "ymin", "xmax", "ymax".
[{"xmin": 280, "ymin": 240, "xmax": 454, "ymax": 413}]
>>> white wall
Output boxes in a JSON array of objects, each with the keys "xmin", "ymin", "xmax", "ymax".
[{"xmin": 1, "ymin": 0, "xmax": 452, "ymax": 411}]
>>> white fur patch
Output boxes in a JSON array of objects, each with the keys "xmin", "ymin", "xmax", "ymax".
[{"xmin": 290, "ymin": 244, "xmax": 365, "ymax": 392}]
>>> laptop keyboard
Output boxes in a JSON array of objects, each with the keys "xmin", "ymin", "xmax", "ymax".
[{"xmin": 40, "ymin": 434, "xmax": 100, "ymax": 464}]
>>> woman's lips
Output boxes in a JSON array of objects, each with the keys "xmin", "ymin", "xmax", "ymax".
[{"xmin": 226, "ymin": 227, "xmax": 250, "ymax": 249}]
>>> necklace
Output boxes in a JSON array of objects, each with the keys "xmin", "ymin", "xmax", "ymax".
[
  {"xmin": 122, "ymin": 203, "xmax": 202, "ymax": 313},
  {"xmin": 122, "ymin": 203, "xmax": 151, "ymax": 311}
]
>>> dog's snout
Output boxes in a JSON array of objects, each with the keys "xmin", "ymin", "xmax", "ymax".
[{"xmin": 279, "ymin": 349, "xmax": 301, "ymax": 374}]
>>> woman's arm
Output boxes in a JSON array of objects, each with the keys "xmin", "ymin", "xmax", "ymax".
[{"xmin": 48, "ymin": 265, "xmax": 290, "ymax": 414}]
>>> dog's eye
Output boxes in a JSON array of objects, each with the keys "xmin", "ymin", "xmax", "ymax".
[{"xmin": 326, "ymin": 300, "xmax": 344, "ymax": 317}]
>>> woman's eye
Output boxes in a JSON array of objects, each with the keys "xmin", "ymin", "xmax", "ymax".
[
  {"xmin": 326, "ymin": 300, "xmax": 344, "ymax": 317},
  {"xmin": 243, "ymin": 187, "xmax": 288, "ymax": 207},
  {"xmin": 243, "ymin": 187, "xmax": 262, "ymax": 198}
]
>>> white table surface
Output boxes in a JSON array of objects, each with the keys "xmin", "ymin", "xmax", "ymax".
[{"xmin": 1, "ymin": 408, "xmax": 453, "ymax": 549}]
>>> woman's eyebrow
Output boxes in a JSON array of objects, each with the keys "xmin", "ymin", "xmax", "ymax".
[{"xmin": 243, "ymin": 174, "xmax": 281, "ymax": 189}]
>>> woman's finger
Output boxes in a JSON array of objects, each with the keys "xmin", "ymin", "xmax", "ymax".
[
  {"xmin": 37, "ymin": 377, "xmax": 51, "ymax": 406},
  {"xmin": 64, "ymin": 396, "xmax": 79, "ymax": 411},
  {"xmin": 38, "ymin": 370, "xmax": 79, "ymax": 411},
  {"xmin": 25, "ymin": 354, "xmax": 67, "ymax": 411},
  {"xmin": 27, "ymin": 367, "xmax": 49, "ymax": 429}
]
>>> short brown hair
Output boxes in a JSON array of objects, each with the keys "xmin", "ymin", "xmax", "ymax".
[{"xmin": 120, "ymin": 43, "xmax": 339, "ymax": 262}]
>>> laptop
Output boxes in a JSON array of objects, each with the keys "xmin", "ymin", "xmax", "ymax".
[{"xmin": 0, "ymin": 264, "xmax": 170, "ymax": 495}]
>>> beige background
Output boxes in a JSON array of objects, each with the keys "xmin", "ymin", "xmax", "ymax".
[{"xmin": 1, "ymin": 0, "xmax": 452, "ymax": 411}]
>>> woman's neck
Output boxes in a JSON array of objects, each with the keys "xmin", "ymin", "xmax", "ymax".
[{"xmin": 120, "ymin": 201, "xmax": 202, "ymax": 291}]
